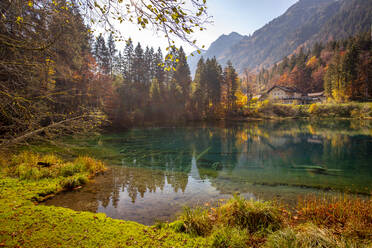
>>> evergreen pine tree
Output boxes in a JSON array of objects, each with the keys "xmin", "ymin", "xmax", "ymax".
[
  {"xmin": 123, "ymin": 39, "xmax": 134, "ymax": 83},
  {"xmin": 223, "ymin": 61, "xmax": 239, "ymax": 112},
  {"xmin": 107, "ymin": 33, "xmax": 117, "ymax": 76},
  {"xmin": 172, "ymin": 47, "xmax": 192, "ymax": 109}
]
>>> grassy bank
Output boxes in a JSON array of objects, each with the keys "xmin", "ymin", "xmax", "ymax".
[
  {"xmin": 240, "ymin": 101, "xmax": 372, "ymax": 119},
  {"xmin": 1, "ymin": 152, "xmax": 371, "ymax": 247},
  {"xmin": 167, "ymin": 194, "xmax": 372, "ymax": 248},
  {"xmin": 0, "ymin": 152, "xmax": 209, "ymax": 247}
]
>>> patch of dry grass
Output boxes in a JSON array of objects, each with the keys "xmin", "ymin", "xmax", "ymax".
[
  {"xmin": 265, "ymin": 223, "xmax": 370, "ymax": 248},
  {"xmin": 297, "ymin": 196, "xmax": 372, "ymax": 239}
]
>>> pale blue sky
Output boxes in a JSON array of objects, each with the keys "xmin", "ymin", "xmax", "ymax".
[
  {"xmin": 207, "ymin": 0, "xmax": 298, "ymax": 36},
  {"xmin": 115, "ymin": 0, "xmax": 299, "ymax": 53}
]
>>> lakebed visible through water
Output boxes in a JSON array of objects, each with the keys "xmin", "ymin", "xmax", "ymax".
[{"xmin": 44, "ymin": 120, "xmax": 372, "ymax": 225}]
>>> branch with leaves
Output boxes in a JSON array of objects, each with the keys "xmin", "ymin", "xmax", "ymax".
[{"xmin": 77, "ymin": 0, "xmax": 210, "ymax": 50}]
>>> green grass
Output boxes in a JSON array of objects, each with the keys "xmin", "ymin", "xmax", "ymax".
[
  {"xmin": 215, "ymin": 195, "xmax": 283, "ymax": 233},
  {"xmin": 171, "ymin": 195, "xmax": 284, "ymax": 247},
  {"xmin": 179, "ymin": 206, "xmax": 213, "ymax": 236},
  {"xmin": 210, "ymin": 226, "xmax": 250, "ymax": 248},
  {"xmin": 0, "ymin": 152, "xmax": 210, "ymax": 247}
]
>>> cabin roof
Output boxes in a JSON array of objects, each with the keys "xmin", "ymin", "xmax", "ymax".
[
  {"xmin": 267, "ymin": 85, "xmax": 301, "ymax": 94},
  {"xmin": 308, "ymin": 91, "xmax": 324, "ymax": 97}
]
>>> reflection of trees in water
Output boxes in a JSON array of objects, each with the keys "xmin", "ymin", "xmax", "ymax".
[
  {"xmin": 65, "ymin": 120, "xmax": 372, "ymax": 171},
  {"xmin": 322, "ymin": 133, "xmax": 372, "ymax": 171},
  {"xmin": 235, "ymin": 120, "xmax": 371, "ymax": 169},
  {"xmin": 115, "ymin": 129, "xmax": 194, "ymax": 173},
  {"xmin": 108, "ymin": 120, "xmax": 371, "ymax": 181},
  {"xmin": 323, "ymin": 134, "xmax": 351, "ymax": 161},
  {"xmin": 199, "ymin": 121, "xmax": 372, "ymax": 195},
  {"xmin": 95, "ymin": 166, "xmax": 189, "ymax": 205},
  {"xmin": 97, "ymin": 120, "xmax": 371, "ymax": 201}
]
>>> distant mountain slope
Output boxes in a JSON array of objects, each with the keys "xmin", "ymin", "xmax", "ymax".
[
  {"xmin": 187, "ymin": 32, "xmax": 245, "ymax": 76},
  {"xmin": 188, "ymin": 0, "xmax": 372, "ymax": 74},
  {"xmin": 204, "ymin": 32, "xmax": 246, "ymax": 60}
]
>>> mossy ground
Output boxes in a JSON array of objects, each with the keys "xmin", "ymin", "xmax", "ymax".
[{"xmin": 0, "ymin": 153, "xmax": 209, "ymax": 247}]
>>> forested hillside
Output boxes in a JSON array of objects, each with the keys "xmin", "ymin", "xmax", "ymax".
[
  {"xmin": 188, "ymin": 0, "xmax": 372, "ymax": 73},
  {"xmin": 244, "ymin": 33, "xmax": 372, "ymax": 102}
]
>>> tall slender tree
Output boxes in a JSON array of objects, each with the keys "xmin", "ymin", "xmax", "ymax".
[
  {"xmin": 107, "ymin": 33, "xmax": 117, "ymax": 76},
  {"xmin": 123, "ymin": 39, "xmax": 134, "ymax": 83},
  {"xmin": 223, "ymin": 61, "xmax": 239, "ymax": 112},
  {"xmin": 172, "ymin": 47, "xmax": 192, "ymax": 109}
]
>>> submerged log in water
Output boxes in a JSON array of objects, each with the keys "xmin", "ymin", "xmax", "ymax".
[{"xmin": 290, "ymin": 165, "xmax": 343, "ymax": 175}]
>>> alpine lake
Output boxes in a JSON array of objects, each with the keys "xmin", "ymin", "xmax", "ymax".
[{"xmin": 43, "ymin": 119, "xmax": 372, "ymax": 225}]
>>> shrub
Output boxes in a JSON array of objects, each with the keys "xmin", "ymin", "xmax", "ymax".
[
  {"xmin": 73, "ymin": 156, "xmax": 106, "ymax": 175},
  {"xmin": 153, "ymin": 220, "xmax": 168, "ymax": 230},
  {"xmin": 59, "ymin": 162, "xmax": 83, "ymax": 177},
  {"xmin": 169, "ymin": 220, "xmax": 186, "ymax": 232},
  {"xmin": 308, "ymin": 103, "xmax": 318, "ymax": 115},
  {"xmin": 256, "ymin": 100, "xmax": 271, "ymax": 110},
  {"xmin": 179, "ymin": 206, "xmax": 213, "ymax": 236},
  {"xmin": 293, "ymin": 104, "xmax": 309, "ymax": 117},
  {"xmin": 61, "ymin": 174, "xmax": 88, "ymax": 190},
  {"xmin": 308, "ymin": 102, "xmax": 364, "ymax": 118},
  {"xmin": 215, "ymin": 195, "xmax": 283, "ymax": 233},
  {"xmin": 211, "ymin": 226, "xmax": 249, "ymax": 248},
  {"xmin": 176, "ymin": 195, "xmax": 283, "ymax": 238},
  {"xmin": 19, "ymin": 166, "xmax": 42, "ymax": 180},
  {"xmin": 10, "ymin": 151, "xmax": 39, "ymax": 167},
  {"xmin": 359, "ymin": 103, "xmax": 372, "ymax": 118},
  {"xmin": 253, "ymin": 100, "xmax": 308, "ymax": 118},
  {"xmin": 272, "ymin": 104, "xmax": 296, "ymax": 117},
  {"xmin": 255, "ymin": 100, "xmax": 274, "ymax": 116}
]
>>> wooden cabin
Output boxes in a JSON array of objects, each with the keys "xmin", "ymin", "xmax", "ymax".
[
  {"xmin": 257, "ymin": 86, "xmax": 326, "ymax": 105},
  {"xmin": 265, "ymin": 86, "xmax": 306, "ymax": 104}
]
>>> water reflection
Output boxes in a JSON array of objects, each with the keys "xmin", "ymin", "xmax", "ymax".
[
  {"xmin": 45, "ymin": 166, "xmax": 237, "ymax": 224},
  {"xmin": 45, "ymin": 120, "xmax": 372, "ymax": 224}
]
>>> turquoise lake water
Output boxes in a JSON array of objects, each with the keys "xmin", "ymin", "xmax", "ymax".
[{"xmin": 44, "ymin": 120, "xmax": 372, "ymax": 225}]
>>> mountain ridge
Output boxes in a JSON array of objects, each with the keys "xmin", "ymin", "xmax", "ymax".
[
  {"xmin": 188, "ymin": 0, "xmax": 372, "ymax": 75},
  {"xmin": 188, "ymin": 32, "xmax": 246, "ymax": 75}
]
